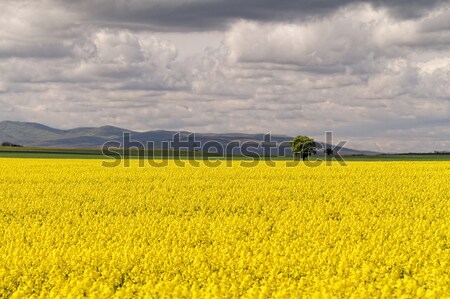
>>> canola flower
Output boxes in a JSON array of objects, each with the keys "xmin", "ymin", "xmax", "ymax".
[{"xmin": 0, "ymin": 158, "xmax": 449, "ymax": 298}]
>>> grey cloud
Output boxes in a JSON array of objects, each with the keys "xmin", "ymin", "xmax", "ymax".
[
  {"xmin": 0, "ymin": 43, "xmax": 74, "ymax": 59},
  {"xmin": 223, "ymin": 5, "xmax": 450, "ymax": 70},
  {"xmin": 55, "ymin": 0, "xmax": 447, "ymax": 31},
  {"xmin": 1, "ymin": 1, "xmax": 450, "ymax": 152},
  {"xmin": 420, "ymin": 9, "xmax": 450, "ymax": 33}
]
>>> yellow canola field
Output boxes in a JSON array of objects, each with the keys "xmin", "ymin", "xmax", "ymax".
[{"xmin": 1, "ymin": 158, "xmax": 449, "ymax": 298}]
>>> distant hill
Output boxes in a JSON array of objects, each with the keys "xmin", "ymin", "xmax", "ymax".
[{"xmin": 0, "ymin": 121, "xmax": 379, "ymax": 156}]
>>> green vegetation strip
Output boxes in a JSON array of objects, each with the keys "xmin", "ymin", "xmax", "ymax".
[{"xmin": 1, "ymin": 147, "xmax": 450, "ymax": 161}]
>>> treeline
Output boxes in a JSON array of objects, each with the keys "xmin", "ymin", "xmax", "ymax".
[{"xmin": 1, "ymin": 142, "xmax": 23, "ymax": 147}]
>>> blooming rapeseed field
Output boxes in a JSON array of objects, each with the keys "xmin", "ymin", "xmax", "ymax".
[{"xmin": 1, "ymin": 158, "xmax": 449, "ymax": 298}]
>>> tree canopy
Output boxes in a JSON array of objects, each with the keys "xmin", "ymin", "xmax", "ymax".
[{"xmin": 291, "ymin": 135, "xmax": 316, "ymax": 160}]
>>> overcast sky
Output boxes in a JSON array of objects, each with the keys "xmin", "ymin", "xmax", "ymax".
[{"xmin": 1, "ymin": 0, "xmax": 449, "ymax": 152}]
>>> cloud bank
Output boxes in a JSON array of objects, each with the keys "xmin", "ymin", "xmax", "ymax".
[{"xmin": 0, "ymin": 0, "xmax": 449, "ymax": 152}]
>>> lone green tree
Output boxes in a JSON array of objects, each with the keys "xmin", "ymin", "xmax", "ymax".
[{"xmin": 291, "ymin": 135, "xmax": 316, "ymax": 160}]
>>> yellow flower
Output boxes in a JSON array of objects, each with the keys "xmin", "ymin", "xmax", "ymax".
[{"xmin": 0, "ymin": 159, "xmax": 449, "ymax": 298}]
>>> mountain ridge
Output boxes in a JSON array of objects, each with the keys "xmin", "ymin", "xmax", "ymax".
[{"xmin": 0, "ymin": 121, "xmax": 380, "ymax": 155}]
